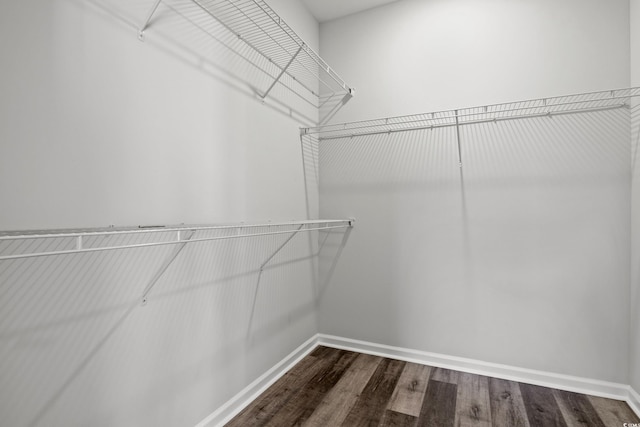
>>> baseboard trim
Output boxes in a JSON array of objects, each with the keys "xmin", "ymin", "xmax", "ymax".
[
  {"xmin": 196, "ymin": 333, "xmax": 640, "ymax": 426},
  {"xmin": 195, "ymin": 335, "xmax": 319, "ymax": 427},
  {"xmin": 629, "ymin": 387, "xmax": 640, "ymax": 419},
  {"xmin": 317, "ymin": 334, "xmax": 630, "ymax": 401}
]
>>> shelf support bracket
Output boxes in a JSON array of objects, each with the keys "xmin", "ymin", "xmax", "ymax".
[
  {"xmin": 138, "ymin": 0, "xmax": 163, "ymax": 41},
  {"xmin": 317, "ymin": 223, "xmax": 353, "ymax": 300},
  {"xmin": 247, "ymin": 224, "xmax": 305, "ymax": 335},
  {"xmin": 319, "ymin": 88, "xmax": 355, "ymax": 126},
  {"xmin": 259, "ymin": 224, "xmax": 305, "ymax": 272},
  {"xmin": 261, "ymin": 45, "xmax": 304, "ymax": 100},
  {"xmin": 141, "ymin": 229, "xmax": 194, "ymax": 305},
  {"xmin": 454, "ymin": 109, "xmax": 463, "ymax": 167}
]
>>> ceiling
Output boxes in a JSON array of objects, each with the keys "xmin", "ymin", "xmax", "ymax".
[{"xmin": 301, "ymin": 0, "xmax": 402, "ymax": 23}]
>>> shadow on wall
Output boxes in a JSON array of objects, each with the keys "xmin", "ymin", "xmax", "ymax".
[
  {"xmin": 301, "ymin": 134, "xmax": 320, "ymax": 221},
  {"xmin": 75, "ymin": 0, "xmax": 321, "ymax": 126},
  {"xmin": 0, "ymin": 226, "xmax": 351, "ymax": 426},
  {"xmin": 300, "ymin": 135, "xmax": 354, "ymax": 302},
  {"xmin": 315, "ymin": 106, "xmax": 631, "ymax": 376}
]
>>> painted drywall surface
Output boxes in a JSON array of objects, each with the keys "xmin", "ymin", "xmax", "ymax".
[
  {"xmin": 320, "ymin": 0, "xmax": 630, "ymax": 123},
  {"xmin": 317, "ymin": 0, "xmax": 632, "ymax": 383},
  {"xmin": 0, "ymin": 0, "xmax": 321, "ymax": 230},
  {"xmin": 0, "ymin": 0, "xmax": 323, "ymax": 426},
  {"xmin": 302, "ymin": 0, "xmax": 402, "ymax": 23},
  {"xmin": 631, "ymin": 0, "xmax": 640, "ymax": 395}
]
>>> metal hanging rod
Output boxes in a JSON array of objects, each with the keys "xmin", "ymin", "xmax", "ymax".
[
  {"xmin": 302, "ymin": 87, "xmax": 640, "ymax": 141},
  {"xmin": 0, "ymin": 220, "xmax": 354, "ymax": 261},
  {"xmin": 137, "ymin": 0, "xmax": 353, "ymax": 122}
]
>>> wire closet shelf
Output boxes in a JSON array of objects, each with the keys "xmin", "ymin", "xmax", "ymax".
[
  {"xmin": 139, "ymin": 0, "xmax": 354, "ymax": 124},
  {"xmin": 0, "ymin": 220, "xmax": 354, "ymax": 261},
  {"xmin": 302, "ymin": 87, "xmax": 640, "ymax": 140}
]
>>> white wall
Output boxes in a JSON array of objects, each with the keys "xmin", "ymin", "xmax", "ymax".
[
  {"xmin": 631, "ymin": 0, "xmax": 640, "ymax": 395},
  {"xmin": 317, "ymin": 0, "xmax": 632, "ymax": 383},
  {"xmin": 0, "ymin": 0, "xmax": 322, "ymax": 425},
  {"xmin": 321, "ymin": 0, "xmax": 630, "ymax": 123},
  {"xmin": 0, "ymin": 0, "xmax": 320, "ymax": 230}
]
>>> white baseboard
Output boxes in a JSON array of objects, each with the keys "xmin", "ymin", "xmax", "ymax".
[
  {"xmin": 317, "ymin": 334, "xmax": 631, "ymax": 402},
  {"xmin": 196, "ymin": 333, "xmax": 640, "ymax": 426},
  {"xmin": 195, "ymin": 335, "xmax": 319, "ymax": 427},
  {"xmin": 629, "ymin": 387, "xmax": 640, "ymax": 419}
]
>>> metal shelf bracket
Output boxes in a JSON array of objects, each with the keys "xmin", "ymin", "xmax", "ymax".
[
  {"xmin": 261, "ymin": 45, "xmax": 304, "ymax": 99},
  {"xmin": 138, "ymin": 0, "xmax": 163, "ymax": 41},
  {"xmin": 454, "ymin": 109, "xmax": 462, "ymax": 168},
  {"xmin": 136, "ymin": 0, "xmax": 354, "ymax": 118}
]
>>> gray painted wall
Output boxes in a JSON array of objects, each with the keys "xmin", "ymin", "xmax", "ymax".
[
  {"xmin": 317, "ymin": 0, "xmax": 632, "ymax": 383},
  {"xmin": 0, "ymin": 0, "xmax": 322, "ymax": 425},
  {"xmin": 631, "ymin": 0, "xmax": 640, "ymax": 396}
]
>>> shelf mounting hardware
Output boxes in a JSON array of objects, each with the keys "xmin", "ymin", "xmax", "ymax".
[
  {"xmin": 319, "ymin": 88, "xmax": 355, "ymax": 126},
  {"xmin": 136, "ymin": 0, "xmax": 354, "ymax": 121},
  {"xmin": 454, "ymin": 109, "xmax": 462, "ymax": 167},
  {"xmin": 140, "ymin": 229, "xmax": 194, "ymax": 305},
  {"xmin": 247, "ymin": 224, "xmax": 305, "ymax": 334},
  {"xmin": 138, "ymin": 0, "xmax": 163, "ymax": 41},
  {"xmin": 261, "ymin": 45, "xmax": 304, "ymax": 99}
]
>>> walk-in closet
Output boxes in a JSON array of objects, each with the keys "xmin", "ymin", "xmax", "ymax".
[{"xmin": 2, "ymin": 0, "xmax": 640, "ymax": 425}]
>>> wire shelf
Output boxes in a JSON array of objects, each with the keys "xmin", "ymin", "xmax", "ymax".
[
  {"xmin": 139, "ymin": 0, "xmax": 353, "ymax": 124},
  {"xmin": 302, "ymin": 87, "xmax": 640, "ymax": 140},
  {"xmin": 0, "ymin": 220, "xmax": 354, "ymax": 261}
]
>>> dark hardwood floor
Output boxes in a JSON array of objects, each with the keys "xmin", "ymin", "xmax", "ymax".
[{"xmin": 226, "ymin": 346, "xmax": 640, "ymax": 426}]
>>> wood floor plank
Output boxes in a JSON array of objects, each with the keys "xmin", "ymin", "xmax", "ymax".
[
  {"xmin": 417, "ymin": 380, "xmax": 457, "ymax": 427},
  {"xmin": 379, "ymin": 409, "xmax": 418, "ymax": 427},
  {"xmin": 387, "ymin": 362, "xmax": 432, "ymax": 417},
  {"xmin": 341, "ymin": 358, "xmax": 406, "ymax": 426},
  {"xmin": 431, "ymin": 367, "xmax": 460, "ymax": 384},
  {"xmin": 454, "ymin": 372, "xmax": 492, "ymax": 427},
  {"xmin": 225, "ymin": 347, "xmax": 640, "ymax": 427},
  {"xmin": 552, "ymin": 389, "xmax": 606, "ymax": 427},
  {"xmin": 587, "ymin": 395, "xmax": 640, "ymax": 425},
  {"xmin": 488, "ymin": 378, "xmax": 530, "ymax": 427},
  {"xmin": 226, "ymin": 353, "xmax": 325, "ymax": 426},
  {"xmin": 309, "ymin": 345, "xmax": 335, "ymax": 358},
  {"xmin": 519, "ymin": 383, "xmax": 568, "ymax": 427},
  {"xmin": 302, "ymin": 353, "xmax": 383, "ymax": 426},
  {"xmin": 263, "ymin": 349, "xmax": 359, "ymax": 427}
]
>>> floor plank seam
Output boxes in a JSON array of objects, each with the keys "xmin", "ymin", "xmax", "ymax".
[{"xmin": 226, "ymin": 346, "xmax": 640, "ymax": 427}]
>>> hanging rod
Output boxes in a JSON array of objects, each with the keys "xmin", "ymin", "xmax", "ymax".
[
  {"xmin": 137, "ymin": 0, "xmax": 353, "ymax": 122},
  {"xmin": 0, "ymin": 220, "xmax": 354, "ymax": 261},
  {"xmin": 302, "ymin": 87, "xmax": 640, "ymax": 141}
]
